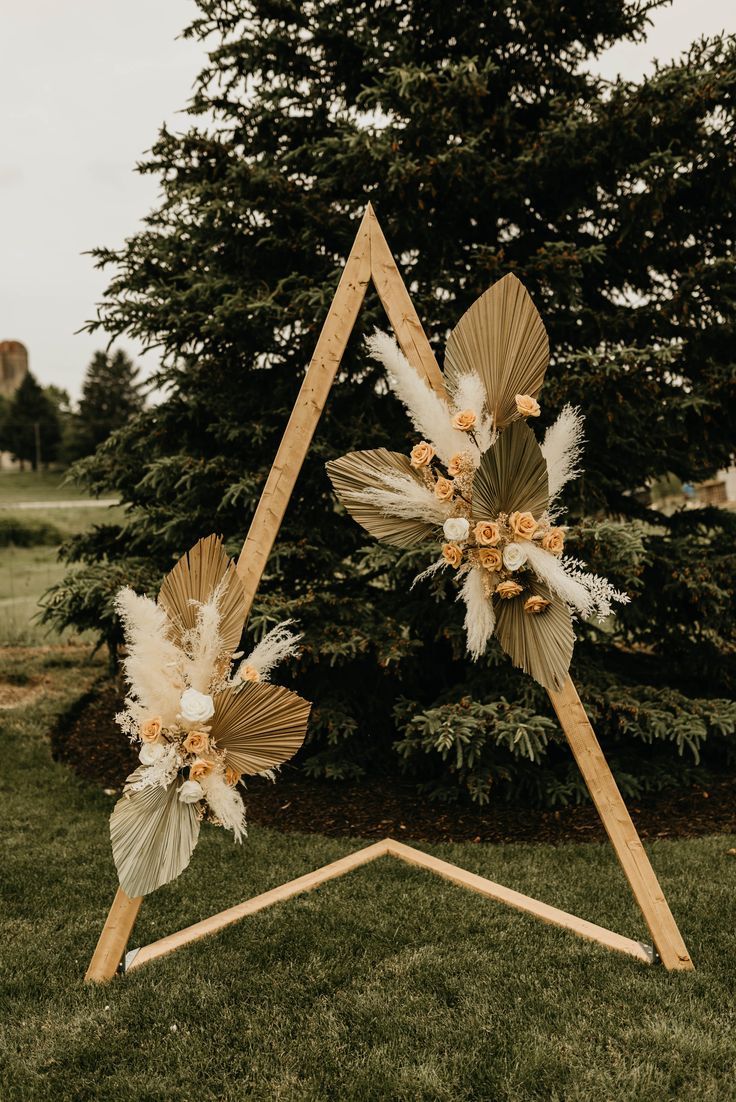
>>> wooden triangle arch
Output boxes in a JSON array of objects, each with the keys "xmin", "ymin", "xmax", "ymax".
[{"xmin": 85, "ymin": 204, "xmax": 693, "ymax": 981}]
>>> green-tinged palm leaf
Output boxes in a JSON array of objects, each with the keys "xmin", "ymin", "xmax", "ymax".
[
  {"xmin": 473, "ymin": 420, "xmax": 549, "ymax": 519},
  {"xmin": 211, "ymin": 682, "xmax": 311, "ymax": 776},
  {"xmin": 493, "ymin": 578, "xmax": 574, "ymax": 692},
  {"xmin": 326, "ymin": 449, "xmax": 438, "ymax": 548},
  {"xmin": 158, "ymin": 534, "xmax": 245, "ymax": 655},
  {"xmin": 110, "ymin": 769, "xmax": 200, "ymax": 898},
  {"xmin": 444, "ymin": 274, "xmax": 548, "ymax": 429}
]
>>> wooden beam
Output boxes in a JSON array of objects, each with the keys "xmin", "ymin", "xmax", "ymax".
[
  {"xmin": 547, "ymin": 677, "xmax": 693, "ymax": 971},
  {"xmin": 127, "ymin": 840, "xmax": 392, "ymax": 972},
  {"xmin": 85, "ymin": 887, "xmax": 142, "ymax": 984}
]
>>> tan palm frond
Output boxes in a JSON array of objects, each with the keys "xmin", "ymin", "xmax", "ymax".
[
  {"xmin": 210, "ymin": 682, "xmax": 311, "ymax": 776},
  {"xmin": 158, "ymin": 534, "xmax": 246, "ymax": 656},
  {"xmin": 473, "ymin": 420, "xmax": 549, "ymax": 520},
  {"xmin": 110, "ymin": 770, "xmax": 200, "ymax": 898},
  {"xmin": 444, "ymin": 274, "xmax": 548, "ymax": 429},
  {"xmin": 493, "ymin": 579, "xmax": 574, "ymax": 692},
  {"xmin": 326, "ymin": 449, "xmax": 438, "ymax": 548}
]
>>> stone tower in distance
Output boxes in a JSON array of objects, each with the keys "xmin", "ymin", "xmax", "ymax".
[{"xmin": 0, "ymin": 340, "xmax": 29, "ymax": 398}]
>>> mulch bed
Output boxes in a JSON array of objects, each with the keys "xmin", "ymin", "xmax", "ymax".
[{"xmin": 51, "ymin": 679, "xmax": 736, "ymax": 846}]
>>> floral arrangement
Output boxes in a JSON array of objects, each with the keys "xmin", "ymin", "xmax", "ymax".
[
  {"xmin": 110, "ymin": 534, "xmax": 311, "ymax": 898},
  {"xmin": 327, "ymin": 275, "xmax": 628, "ymax": 692}
]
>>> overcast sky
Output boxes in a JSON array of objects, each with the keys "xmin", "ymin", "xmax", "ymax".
[{"xmin": 1, "ymin": 1, "xmax": 734, "ymax": 401}]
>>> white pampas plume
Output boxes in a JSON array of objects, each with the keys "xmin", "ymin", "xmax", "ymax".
[
  {"xmin": 240, "ymin": 620, "xmax": 302, "ymax": 681},
  {"xmin": 411, "ymin": 555, "xmax": 448, "ymax": 589},
  {"xmin": 199, "ymin": 771, "xmax": 247, "ymax": 842},
  {"xmin": 524, "ymin": 542, "xmax": 629, "ymax": 621},
  {"xmin": 115, "ymin": 588, "xmax": 183, "ymax": 726},
  {"xmin": 451, "ymin": 372, "xmax": 495, "ymax": 454},
  {"xmin": 184, "ymin": 589, "xmax": 223, "ymax": 693},
  {"xmin": 366, "ymin": 330, "xmax": 473, "ymax": 466},
  {"xmin": 459, "ymin": 567, "xmax": 496, "ymax": 659},
  {"xmin": 349, "ymin": 469, "xmax": 450, "ymax": 525},
  {"xmin": 541, "ymin": 405, "xmax": 585, "ymax": 506}
]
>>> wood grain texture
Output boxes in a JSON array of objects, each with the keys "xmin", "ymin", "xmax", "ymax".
[
  {"xmin": 547, "ymin": 676, "xmax": 694, "ymax": 971},
  {"xmin": 85, "ymin": 887, "xmax": 143, "ymax": 983}
]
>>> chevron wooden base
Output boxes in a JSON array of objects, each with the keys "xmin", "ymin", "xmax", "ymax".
[{"xmin": 85, "ymin": 203, "xmax": 693, "ymax": 982}]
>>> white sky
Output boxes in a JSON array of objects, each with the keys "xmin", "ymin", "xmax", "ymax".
[{"xmin": 1, "ymin": 0, "xmax": 734, "ymax": 401}]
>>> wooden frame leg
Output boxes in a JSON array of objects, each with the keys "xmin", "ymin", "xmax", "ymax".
[
  {"xmin": 85, "ymin": 887, "xmax": 143, "ymax": 983},
  {"xmin": 547, "ymin": 677, "xmax": 693, "ymax": 971}
]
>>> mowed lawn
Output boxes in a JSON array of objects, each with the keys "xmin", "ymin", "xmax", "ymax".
[{"xmin": 1, "ymin": 648, "xmax": 735, "ymax": 1102}]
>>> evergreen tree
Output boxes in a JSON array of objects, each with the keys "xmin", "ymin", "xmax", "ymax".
[
  {"xmin": 44, "ymin": 1, "xmax": 736, "ymax": 804},
  {"xmin": 65, "ymin": 349, "xmax": 145, "ymax": 460},
  {"xmin": 1, "ymin": 372, "xmax": 61, "ymax": 469}
]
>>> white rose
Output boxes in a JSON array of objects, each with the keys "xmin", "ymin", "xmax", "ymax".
[
  {"xmin": 139, "ymin": 742, "xmax": 166, "ymax": 766},
  {"xmin": 179, "ymin": 688, "xmax": 215, "ymax": 724},
  {"xmin": 178, "ymin": 779, "xmax": 204, "ymax": 804},
  {"xmin": 502, "ymin": 542, "xmax": 528, "ymax": 572},
  {"xmin": 443, "ymin": 516, "xmax": 470, "ymax": 542}
]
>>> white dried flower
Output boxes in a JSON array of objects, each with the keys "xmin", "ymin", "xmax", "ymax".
[
  {"xmin": 178, "ymin": 779, "xmax": 204, "ymax": 804},
  {"xmin": 443, "ymin": 516, "xmax": 470, "ymax": 542},
  {"xmin": 139, "ymin": 742, "xmax": 166, "ymax": 766},
  {"xmin": 179, "ymin": 688, "xmax": 215, "ymax": 724},
  {"xmin": 502, "ymin": 542, "xmax": 528, "ymax": 572}
]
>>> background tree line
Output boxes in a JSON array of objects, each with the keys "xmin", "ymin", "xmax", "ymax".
[
  {"xmin": 0, "ymin": 350, "xmax": 144, "ymax": 469},
  {"xmin": 43, "ymin": 0, "xmax": 736, "ymax": 805}
]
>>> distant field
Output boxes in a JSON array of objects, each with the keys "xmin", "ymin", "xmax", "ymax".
[{"xmin": 0, "ymin": 472, "xmax": 125, "ymax": 644}]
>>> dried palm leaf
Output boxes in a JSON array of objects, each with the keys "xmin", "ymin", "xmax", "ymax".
[
  {"xmin": 158, "ymin": 535, "xmax": 246, "ymax": 656},
  {"xmin": 493, "ymin": 579, "xmax": 574, "ymax": 692},
  {"xmin": 110, "ymin": 769, "xmax": 200, "ymax": 898},
  {"xmin": 326, "ymin": 449, "xmax": 438, "ymax": 548},
  {"xmin": 444, "ymin": 274, "xmax": 548, "ymax": 429},
  {"xmin": 473, "ymin": 420, "xmax": 549, "ymax": 520},
  {"xmin": 210, "ymin": 682, "xmax": 311, "ymax": 776}
]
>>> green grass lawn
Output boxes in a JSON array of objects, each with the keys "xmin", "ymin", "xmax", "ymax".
[
  {"xmin": 1, "ymin": 648, "xmax": 735, "ymax": 1101},
  {"xmin": 0, "ymin": 469, "xmax": 94, "ymax": 503}
]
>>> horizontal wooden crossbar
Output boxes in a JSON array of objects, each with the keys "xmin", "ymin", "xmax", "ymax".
[{"xmin": 124, "ymin": 838, "xmax": 655, "ymax": 973}]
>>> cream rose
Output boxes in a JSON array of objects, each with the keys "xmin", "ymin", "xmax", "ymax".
[
  {"xmin": 225, "ymin": 766, "xmax": 241, "ymax": 787},
  {"xmin": 541, "ymin": 527, "xmax": 565, "ymax": 556},
  {"xmin": 509, "ymin": 511, "xmax": 538, "ymax": 540},
  {"xmin": 189, "ymin": 759, "xmax": 214, "ymax": 781},
  {"xmin": 524, "ymin": 595, "xmax": 551, "ymax": 614},
  {"xmin": 451, "ymin": 409, "xmax": 477, "ymax": 432},
  {"xmin": 182, "ymin": 730, "xmax": 209, "ymax": 755},
  {"xmin": 434, "ymin": 477, "xmax": 455, "ymax": 502},
  {"xmin": 179, "ymin": 688, "xmax": 215, "ymax": 725},
  {"xmin": 443, "ymin": 516, "xmax": 469, "ymax": 543},
  {"xmin": 140, "ymin": 715, "xmax": 163, "ymax": 743},
  {"xmin": 473, "ymin": 520, "xmax": 500, "ymax": 546},
  {"xmin": 502, "ymin": 542, "xmax": 528, "ymax": 571},
  {"xmin": 442, "ymin": 543, "xmax": 463, "ymax": 568},
  {"xmin": 178, "ymin": 779, "xmax": 204, "ymax": 804},
  {"xmin": 239, "ymin": 663, "xmax": 261, "ymax": 683},
  {"xmin": 496, "ymin": 580, "xmax": 524, "ymax": 599},
  {"xmin": 139, "ymin": 742, "xmax": 166, "ymax": 766},
  {"xmin": 515, "ymin": 394, "xmax": 540, "ymax": 418},
  {"xmin": 477, "ymin": 547, "xmax": 502, "ymax": 572},
  {"xmin": 410, "ymin": 441, "xmax": 435, "ymax": 468}
]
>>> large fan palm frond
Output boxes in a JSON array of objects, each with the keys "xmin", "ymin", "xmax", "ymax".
[
  {"xmin": 210, "ymin": 682, "xmax": 311, "ymax": 776},
  {"xmin": 110, "ymin": 769, "xmax": 200, "ymax": 898},
  {"xmin": 493, "ymin": 579, "xmax": 574, "ymax": 692},
  {"xmin": 326, "ymin": 449, "xmax": 439, "ymax": 548},
  {"xmin": 444, "ymin": 274, "xmax": 548, "ymax": 430},
  {"xmin": 158, "ymin": 535, "xmax": 246, "ymax": 656},
  {"xmin": 472, "ymin": 420, "xmax": 549, "ymax": 520}
]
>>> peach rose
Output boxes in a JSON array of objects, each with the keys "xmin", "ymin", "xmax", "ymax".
[
  {"xmin": 524, "ymin": 595, "xmax": 551, "ymax": 614},
  {"xmin": 474, "ymin": 520, "xmax": 500, "ymax": 546},
  {"xmin": 509, "ymin": 510, "xmax": 538, "ymax": 540},
  {"xmin": 189, "ymin": 758, "xmax": 214, "ymax": 781},
  {"xmin": 478, "ymin": 548, "xmax": 502, "ymax": 571},
  {"xmin": 182, "ymin": 730, "xmax": 209, "ymax": 755},
  {"xmin": 239, "ymin": 663, "xmax": 261, "ymax": 683},
  {"xmin": 140, "ymin": 716, "xmax": 163, "ymax": 743},
  {"xmin": 410, "ymin": 441, "xmax": 435, "ymax": 468},
  {"xmin": 515, "ymin": 394, "xmax": 540, "ymax": 418},
  {"xmin": 452, "ymin": 409, "xmax": 477, "ymax": 432},
  {"xmin": 447, "ymin": 453, "xmax": 466, "ymax": 477},
  {"xmin": 225, "ymin": 766, "xmax": 241, "ymax": 787},
  {"xmin": 434, "ymin": 476, "xmax": 455, "ymax": 502},
  {"xmin": 442, "ymin": 543, "xmax": 463, "ymax": 568},
  {"xmin": 496, "ymin": 580, "xmax": 524, "ymax": 599},
  {"xmin": 541, "ymin": 527, "xmax": 565, "ymax": 556}
]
